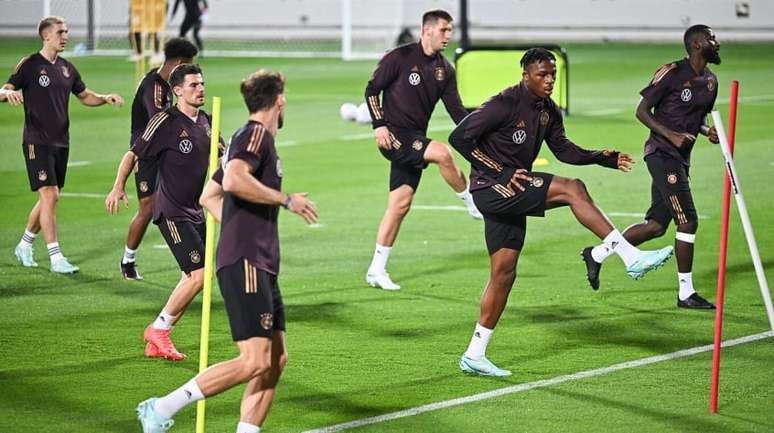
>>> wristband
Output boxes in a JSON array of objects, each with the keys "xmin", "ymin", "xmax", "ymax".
[
  {"xmin": 282, "ymin": 195, "xmax": 292, "ymax": 209},
  {"xmin": 699, "ymin": 125, "xmax": 710, "ymax": 136}
]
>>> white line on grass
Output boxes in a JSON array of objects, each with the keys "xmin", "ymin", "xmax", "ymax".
[
  {"xmin": 67, "ymin": 160, "xmax": 92, "ymax": 167},
  {"xmin": 302, "ymin": 331, "xmax": 774, "ymax": 433},
  {"xmin": 608, "ymin": 211, "xmax": 709, "ymax": 220},
  {"xmin": 413, "ymin": 205, "xmax": 467, "ymax": 212},
  {"xmin": 340, "ymin": 123, "xmax": 454, "ymax": 141}
]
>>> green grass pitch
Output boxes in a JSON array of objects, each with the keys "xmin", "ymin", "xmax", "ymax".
[{"xmin": 1, "ymin": 39, "xmax": 773, "ymax": 433}]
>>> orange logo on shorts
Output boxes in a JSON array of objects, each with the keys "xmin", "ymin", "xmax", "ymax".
[
  {"xmin": 38, "ymin": 170, "xmax": 48, "ymax": 181},
  {"xmin": 189, "ymin": 250, "xmax": 201, "ymax": 263},
  {"xmin": 139, "ymin": 181, "xmax": 149, "ymax": 192},
  {"xmin": 412, "ymin": 140, "xmax": 423, "ymax": 151},
  {"xmin": 667, "ymin": 174, "xmax": 678, "ymax": 184}
]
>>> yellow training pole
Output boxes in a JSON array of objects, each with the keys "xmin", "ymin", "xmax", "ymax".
[{"xmin": 196, "ymin": 96, "xmax": 221, "ymax": 433}]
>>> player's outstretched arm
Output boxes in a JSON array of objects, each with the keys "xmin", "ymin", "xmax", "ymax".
[
  {"xmin": 199, "ymin": 178, "xmax": 223, "ymax": 223},
  {"xmin": 105, "ymin": 151, "xmax": 137, "ymax": 214},
  {"xmin": 636, "ymin": 97, "xmax": 694, "ymax": 148},
  {"xmin": 223, "ymin": 159, "xmax": 318, "ymax": 224},
  {"xmin": 77, "ymin": 89, "xmax": 124, "ymax": 107},
  {"xmin": 0, "ymin": 84, "xmax": 23, "ymax": 105}
]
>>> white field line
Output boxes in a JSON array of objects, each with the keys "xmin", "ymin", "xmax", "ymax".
[
  {"xmin": 302, "ymin": 331, "xmax": 774, "ymax": 433},
  {"xmin": 608, "ymin": 211, "xmax": 709, "ymax": 220},
  {"xmin": 583, "ymin": 108, "xmax": 625, "ymax": 116},
  {"xmin": 67, "ymin": 160, "xmax": 92, "ymax": 167},
  {"xmin": 413, "ymin": 205, "xmax": 467, "ymax": 212},
  {"xmin": 340, "ymin": 123, "xmax": 455, "ymax": 141}
]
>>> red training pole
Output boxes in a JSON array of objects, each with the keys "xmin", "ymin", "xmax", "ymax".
[{"xmin": 710, "ymin": 80, "xmax": 738, "ymax": 414}]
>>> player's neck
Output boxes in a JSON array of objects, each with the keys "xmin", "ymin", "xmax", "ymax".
[
  {"xmin": 249, "ymin": 111, "xmax": 278, "ymax": 137},
  {"xmin": 158, "ymin": 63, "xmax": 176, "ymax": 81},
  {"xmin": 687, "ymin": 55, "xmax": 707, "ymax": 75},
  {"xmin": 39, "ymin": 47, "xmax": 59, "ymax": 63},
  {"xmin": 177, "ymin": 102, "xmax": 200, "ymax": 120},
  {"xmin": 419, "ymin": 39, "xmax": 437, "ymax": 57}
]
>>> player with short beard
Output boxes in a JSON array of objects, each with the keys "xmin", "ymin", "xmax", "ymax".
[
  {"xmin": 135, "ymin": 69, "xmax": 317, "ymax": 433},
  {"xmin": 106, "ymin": 64, "xmax": 218, "ymax": 361},
  {"xmin": 582, "ymin": 25, "xmax": 721, "ymax": 310},
  {"xmin": 363, "ymin": 9, "xmax": 482, "ymax": 291}
]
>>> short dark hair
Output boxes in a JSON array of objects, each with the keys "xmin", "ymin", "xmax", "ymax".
[
  {"xmin": 422, "ymin": 9, "xmax": 453, "ymax": 26},
  {"xmin": 240, "ymin": 69, "xmax": 285, "ymax": 113},
  {"xmin": 164, "ymin": 37, "xmax": 198, "ymax": 61},
  {"xmin": 169, "ymin": 63, "xmax": 202, "ymax": 88},
  {"xmin": 38, "ymin": 16, "xmax": 65, "ymax": 38},
  {"xmin": 520, "ymin": 48, "xmax": 556, "ymax": 69},
  {"xmin": 684, "ymin": 24, "xmax": 711, "ymax": 53}
]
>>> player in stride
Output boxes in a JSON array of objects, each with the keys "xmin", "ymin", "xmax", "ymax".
[
  {"xmin": 2, "ymin": 16, "xmax": 123, "ymax": 273},
  {"xmin": 136, "ymin": 69, "xmax": 318, "ymax": 433},
  {"xmin": 449, "ymin": 48, "xmax": 674, "ymax": 376},
  {"xmin": 582, "ymin": 25, "xmax": 720, "ymax": 309},
  {"xmin": 363, "ymin": 9, "xmax": 481, "ymax": 291}
]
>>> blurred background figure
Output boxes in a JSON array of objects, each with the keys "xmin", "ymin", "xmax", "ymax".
[{"xmin": 172, "ymin": 0, "xmax": 208, "ymax": 54}]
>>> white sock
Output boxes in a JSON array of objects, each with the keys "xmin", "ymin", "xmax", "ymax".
[
  {"xmin": 456, "ymin": 187, "xmax": 476, "ymax": 210},
  {"xmin": 368, "ymin": 244, "xmax": 391, "ymax": 275},
  {"xmin": 464, "ymin": 323, "xmax": 493, "ymax": 359},
  {"xmin": 590, "ymin": 243, "xmax": 614, "ymax": 263},
  {"xmin": 236, "ymin": 421, "xmax": 261, "ymax": 433},
  {"xmin": 20, "ymin": 229, "xmax": 36, "ymax": 248},
  {"xmin": 47, "ymin": 242, "xmax": 63, "ymax": 262},
  {"xmin": 154, "ymin": 378, "xmax": 205, "ymax": 419},
  {"xmin": 123, "ymin": 245, "xmax": 137, "ymax": 264},
  {"xmin": 153, "ymin": 309, "xmax": 177, "ymax": 330},
  {"xmin": 678, "ymin": 272, "xmax": 695, "ymax": 301},
  {"xmin": 603, "ymin": 230, "xmax": 638, "ymax": 267}
]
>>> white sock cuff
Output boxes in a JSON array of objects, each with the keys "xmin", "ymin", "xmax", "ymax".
[
  {"xmin": 236, "ymin": 421, "xmax": 261, "ymax": 433},
  {"xmin": 185, "ymin": 378, "xmax": 205, "ymax": 401},
  {"xmin": 676, "ymin": 232, "xmax": 696, "ymax": 243},
  {"xmin": 456, "ymin": 186, "xmax": 471, "ymax": 198}
]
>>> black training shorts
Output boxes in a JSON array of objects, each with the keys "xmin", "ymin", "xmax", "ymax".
[
  {"xmin": 217, "ymin": 258, "xmax": 286, "ymax": 341},
  {"xmin": 473, "ymin": 172, "xmax": 554, "ymax": 254},
  {"xmin": 378, "ymin": 127, "xmax": 431, "ymax": 191},
  {"xmin": 23, "ymin": 143, "xmax": 69, "ymax": 191},
  {"xmin": 157, "ymin": 217, "xmax": 206, "ymax": 274},
  {"xmin": 644, "ymin": 152, "xmax": 697, "ymax": 227}
]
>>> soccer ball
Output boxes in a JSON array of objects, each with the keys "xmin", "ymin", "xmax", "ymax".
[
  {"xmin": 339, "ymin": 103, "xmax": 358, "ymax": 121},
  {"xmin": 356, "ymin": 102, "xmax": 372, "ymax": 124}
]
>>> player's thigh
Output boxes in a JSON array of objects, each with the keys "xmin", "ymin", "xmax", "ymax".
[
  {"xmin": 157, "ymin": 218, "xmax": 205, "ymax": 274},
  {"xmin": 218, "ymin": 259, "xmax": 282, "ymax": 342},
  {"xmin": 474, "ymin": 173, "xmax": 552, "ymax": 218},
  {"xmin": 423, "ymin": 140, "xmax": 454, "ymax": 165},
  {"xmin": 644, "ymin": 182, "xmax": 672, "ymax": 228},
  {"xmin": 645, "ymin": 154, "xmax": 697, "ymax": 225}
]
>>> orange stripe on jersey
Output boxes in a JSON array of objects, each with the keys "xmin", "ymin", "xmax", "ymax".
[
  {"xmin": 142, "ymin": 112, "xmax": 169, "ymax": 141},
  {"xmin": 13, "ymin": 56, "xmax": 29, "ymax": 75},
  {"xmin": 247, "ymin": 124, "xmax": 265, "ymax": 154},
  {"xmin": 651, "ymin": 63, "xmax": 677, "ymax": 85},
  {"xmin": 368, "ymin": 96, "xmax": 383, "ymax": 120},
  {"xmin": 153, "ymin": 83, "xmax": 162, "ymax": 109}
]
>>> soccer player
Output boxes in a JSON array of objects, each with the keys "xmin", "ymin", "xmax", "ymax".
[
  {"xmin": 172, "ymin": 0, "xmax": 208, "ymax": 54},
  {"xmin": 120, "ymin": 37, "xmax": 198, "ymax": 281},
  {"xmin": 581, "ymin": 25, "xmax": 720, "ymax": 309},
  {"xmin": 2, "ymin": 16, "xmax": 123, "ymax": 274},
  {"xmin": 449, "ymin": 48, "xmax": 675, "ymax": 376},
  {"xmin": 106, "ymin": 64, "xmax": 216, "ymax": 361},
  {"xmin": 136, "ymin": 69, "xmax": 318, "ymax": 433},
  {"xmin": 364, "ymin": 9, "xmax": 481, "ymax": 291}
]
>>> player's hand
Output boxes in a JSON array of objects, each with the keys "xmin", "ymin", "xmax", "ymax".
[
  {"xmin": 508, "ymin": 169, "xmax": 532, "ymax": 192},
  {"xmin": 668, "ymin": 131, "xmax": 696, "ymax": 148},
  {"xmin": 3, "ymin": 89, "xmax": 23, "ymax": 106},
  {"xmin": 707, "ymin": 126, "xmax": 719, "ymax": 144},
  {"xmin": 374, "ymin": 126, "xmax": 393, "ymax": 150},
  {"xmin": 286, "ymin": 192, "xmax": 318, "ymax": 225},
  {"xmin": 616, "ymin": 152, "xmax": 635, "ymax": 172},
  {"xmin": 104, "ymin": 94, "xmax": 124, "ymax": 107},
  {"xmin": 105, "ymin": 187, "xmax": 129, "ymax": 214}
]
